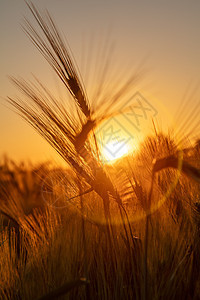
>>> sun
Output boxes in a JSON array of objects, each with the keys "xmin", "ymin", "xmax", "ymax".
[
  {"xmin": 102, "ymin": 140, "xmax": 130, "ymax": 163},
  {"xmin": 94, "ymin": 116, "xmax": 139, "ymax": 164}
]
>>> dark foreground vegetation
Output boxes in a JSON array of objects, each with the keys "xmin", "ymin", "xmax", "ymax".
[{"xmin": 0, "ymin": 136, "xmax": 200, "ymax": 300}]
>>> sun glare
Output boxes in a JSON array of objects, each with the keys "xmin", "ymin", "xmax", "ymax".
[
  {"xmin": 94, "ymin": 117, "xmax": 139, "ymax": 164},
  {"xmin": 102, "ymin": 141, "xmax": 130, "ymax": 163}
]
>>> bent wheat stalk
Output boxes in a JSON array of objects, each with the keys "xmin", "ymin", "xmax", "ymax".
[{"xmin": 153, "ymin": 155, "xmax": 200, "ymax": 183}]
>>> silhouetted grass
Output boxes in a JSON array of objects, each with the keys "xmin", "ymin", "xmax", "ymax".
[{"xmin": 1, "ymin": 2, "xmax": 200, "ymax": 299}]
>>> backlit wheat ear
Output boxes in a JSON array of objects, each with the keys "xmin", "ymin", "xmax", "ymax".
[
  {"xmin": 24, "ymin": 1, "xmax": 91, "ymax": 119},
  {"xmin": 153, "ymin": 155, "xmax": 200, "ymax": 183}
]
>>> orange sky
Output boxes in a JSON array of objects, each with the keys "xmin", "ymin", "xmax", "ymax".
[{"xmin": 0, "ymin": 0, "xmax": 200, "ymax": 164}]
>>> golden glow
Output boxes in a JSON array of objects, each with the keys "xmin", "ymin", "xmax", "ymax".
[
  {"xmin": 102, "ymin": 141, "xmax": 130, "ymax": 163},
  {"xmin": 94, "ymin": 116, "xmax": 140, "ymax": 164}
]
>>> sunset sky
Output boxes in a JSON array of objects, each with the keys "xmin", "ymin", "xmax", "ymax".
[{"xmin": 1, "ymin": 0, "xmax": 200, "ymax": 164}]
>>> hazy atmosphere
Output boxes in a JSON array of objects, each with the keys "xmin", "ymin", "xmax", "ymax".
[
  {"xmin": 1, "ymin": 0, "xmax": 200, "ymax": 163},
  {"xmin": 1, "ymin": 1, "xmax": 200, "ymax": 299}
]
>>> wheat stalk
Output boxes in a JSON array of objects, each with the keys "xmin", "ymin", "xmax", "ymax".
[{"xmin": 153, "ymin": 154, "xmax": 200, "ymax": 183}]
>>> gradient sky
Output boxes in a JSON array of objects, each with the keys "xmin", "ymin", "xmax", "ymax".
[{"xmin": 1, "ymin": 0, "xmax": 200, "ymax": 164}]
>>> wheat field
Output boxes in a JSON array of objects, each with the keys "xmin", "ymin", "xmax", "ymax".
[{"xmin": 1, "ymin": 2, "xmax": 200, "ymax": 300}]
